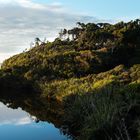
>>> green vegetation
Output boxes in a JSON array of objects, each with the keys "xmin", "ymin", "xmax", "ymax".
[{"xmin": 0, "ymin": 19, "xmax": 140, "ymax": 139}]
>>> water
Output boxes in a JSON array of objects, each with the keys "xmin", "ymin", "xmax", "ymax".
[{"xmin": 0, "ymin": 102, "xmax": 70, "ymax": 140}]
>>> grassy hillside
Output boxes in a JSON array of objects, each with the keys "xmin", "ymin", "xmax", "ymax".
[
  {"xmin": 2, "ymin": 19, "xmax": 140, "ymax": 81},
  {"xmin": 1, "ymin": 19, "xmax": 140, "ymax": 139}
]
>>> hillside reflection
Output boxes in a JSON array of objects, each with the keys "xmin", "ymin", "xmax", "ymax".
[{"xmin": 0, "ymin": 90, "xmax": 73, "ymax": 140}]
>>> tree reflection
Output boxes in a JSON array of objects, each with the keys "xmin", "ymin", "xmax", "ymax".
[{"xmin": 0, "ymin": 88, "xmax": 74, "ymax": 139}]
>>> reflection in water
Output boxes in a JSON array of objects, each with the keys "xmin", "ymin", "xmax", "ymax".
[
  {"xmin": 0, "ymin": 102, "xmax": 71, "ymax": 140},
  {"xmin": 0, "ymin": 102, "xmax": 32, "ymax": 125}
]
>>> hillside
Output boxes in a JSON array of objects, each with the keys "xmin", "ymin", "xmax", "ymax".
[{"xmin": 1, "ymin": 19, "xmax": 140, "ymax": 140}]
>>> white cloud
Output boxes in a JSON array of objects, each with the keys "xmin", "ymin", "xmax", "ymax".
[
  {"xmin": 0, "ymin": 0, "xmax": 64, "ymax": 10},
  {"xmin": 16, "ymin": 117, "xmax": 32, "ymax": 125},
  {"xmin": 0, "ymin": 117, "xmax": 32, "ymax": 125},
  {"xmin": 0, "ymin": 0, "xmax": 103, "ymax": 63},
  {"xmin": 16, "ymin": 0, "xmax": 46, "ymax": 10},
  {"xmin": 0, "ymin": 53, "xmax": 18, "ymax": 63},
  {"xmin": 0, "ymin": 0, "xmax": 45, "ymax": 9},
  {"xmin": 0, "ymin": 102, "xmax": 32, "ymax": 125}
]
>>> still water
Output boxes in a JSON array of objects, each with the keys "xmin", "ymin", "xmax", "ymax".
[{"xmin": 0, "ymin": 102, "xmax": 70, "ymax": 140}]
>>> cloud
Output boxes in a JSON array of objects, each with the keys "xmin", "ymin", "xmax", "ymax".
[
  {"xmin": 0, "ymin": 102, "xmax": 32, "ymax": 125},
  {"xmin": 16, "ymin": 117, "xmax": 32, "ymax": 125},
  {"xmin": 0, "ymin": 0, "xmax": 46, "ymax": 9},
  {"xmin": 0, "ymin": 0, "xmax": 103, "ymax": 62},
  {"xmin": 0, "ymin": 53, "xmax": 18, "ymax": 63},
  {"xmin": 0, "ymin": 117, "xmax": 32, "ymax": 125}
]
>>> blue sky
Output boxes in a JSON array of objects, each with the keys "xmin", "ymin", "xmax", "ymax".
[
  {"xmin": 0, "ymin": 0, "xmax": 140, "ymax": 62},
  {"xmin": 33, "ymin": 0, "xmax": 140, "ymax": 20},
  {"xmin": 0, "ymin": 102, "xmax": 68, "ymax": 140}
]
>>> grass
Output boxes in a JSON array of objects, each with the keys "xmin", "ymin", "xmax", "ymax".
[{"xmin": 63, "ymin": 84, "xmax": 140, "ymax": 140}]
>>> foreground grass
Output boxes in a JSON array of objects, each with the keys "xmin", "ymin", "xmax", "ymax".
[{"xmin": 64, "ymin": 83, "xmax": 140, "ymax": 140}]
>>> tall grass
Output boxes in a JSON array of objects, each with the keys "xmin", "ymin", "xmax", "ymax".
[{"xmin": 64, "ymin": 85, "xmax": 140, "ymax": 140}]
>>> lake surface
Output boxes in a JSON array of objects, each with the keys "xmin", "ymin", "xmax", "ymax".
[{"xmin": 0, "ymin": 102, "xmax": 71, "ymax": 140}]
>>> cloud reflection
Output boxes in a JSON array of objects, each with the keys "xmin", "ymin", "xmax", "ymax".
[{"xmin": 0, "ymin": 102, "xmax": 32, "ymax": 125}]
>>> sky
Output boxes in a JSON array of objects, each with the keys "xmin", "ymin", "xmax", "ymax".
[
  {"xmin": 0, "ymin": 0, "xmax": 140, "ymax": 62},
  {"xmin": 0, "ymin": 102, "xmax": 68, "ymax": 140}
]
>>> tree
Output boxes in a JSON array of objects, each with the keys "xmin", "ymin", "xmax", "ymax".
[
  {"xmin": 76, "ymin": 22, "xmax": 86, "ymax": 29},
  {"xmin": 59, "ymin": 29, "xmax": 63, "ymax": 39},
  {"xmin": 35, "ymin": 37, "xmax": 41, "ymax": 47}
]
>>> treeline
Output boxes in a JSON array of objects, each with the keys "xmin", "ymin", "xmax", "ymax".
[{"xmin": 2, "ymin": 19, "xmax": 140, "ymax": 82}]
